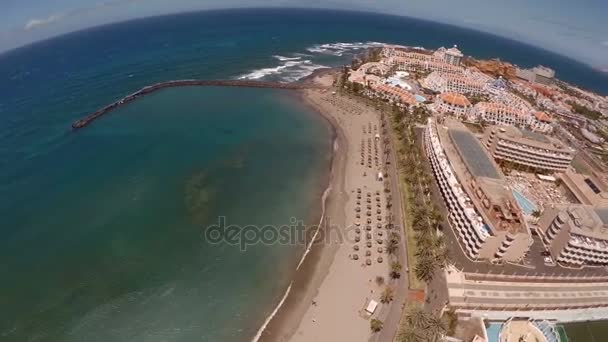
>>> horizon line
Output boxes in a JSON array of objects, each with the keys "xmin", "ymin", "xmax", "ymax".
[{"xmin": 0, "ymin": 7, "xmax": 606, "ymax": 74}]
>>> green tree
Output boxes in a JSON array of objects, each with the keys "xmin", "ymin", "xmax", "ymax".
[
  {"xmin": 390, "ymin": 260, "xmax": 402, "ymax": 279},
  {"xmin": 427, "ymin": 316, "xmax": 447, "ymax": 341},
  {"xmin": 415, "ymin": 254, "xmax": 438, "ymax": 283},
  {"xmin": 370, "ymin": 318, "xmax": 384, "ymax": 332},
  {"xmin": 380, "ymin": 287, "xmax": 394, "ymax": 303}
]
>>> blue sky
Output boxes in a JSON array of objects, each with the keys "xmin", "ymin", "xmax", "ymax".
[{"xmin": 2, "ymin": 0, "xmax": 607, "ymax": 69}]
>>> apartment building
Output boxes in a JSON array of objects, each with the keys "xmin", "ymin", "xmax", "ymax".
[
  {"xmin": 423, "ymin": 71, "xmax": 486, "ymax": 95},
  {"xmin": 483, "ymin": 125, "xmax": 575, "ymax": 173},
  {"xmin": 538, "ymin": 205, "xmax": 608, "ymax": 266},
  {"xmin": 529, "ymin": 111, "xmax": 553, "ymax": 133},
  {"xmin": 470, "ymin": 102, "xmax": 529, "ymax": 127},
  {"xmin": 516, "ymin": 65, "xmax": 556, "ymax": 85},
  {"xmin": 382, "ymin": 46, "xmax": 464, "ymax": 75},
  {"xmin": 433, "ymin": 92, "xmax": 472, "ymax": 118},
  {"xmin": 435, "ymin": 45, "xmax": 464, "ymax": 66},
  {"xmin": 560, "ymin": 170, "xmax": 608, "ymax": 206},
  {"xmin": 425, "ymin": 118, "xmax": 531, "ymax": 262},
  {"xmin": 370, "ymin": 83, "xmax": 417, "ymax": 106}
]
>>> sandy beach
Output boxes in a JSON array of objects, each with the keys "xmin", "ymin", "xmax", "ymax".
[{"xmin": 258, "ymin": 71, "xmax": 397, "ymax": 342}]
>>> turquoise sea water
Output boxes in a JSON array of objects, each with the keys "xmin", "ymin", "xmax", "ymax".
[{"xmin": 2, "ymin": 8, "xmax": 608, "ymax": 342}]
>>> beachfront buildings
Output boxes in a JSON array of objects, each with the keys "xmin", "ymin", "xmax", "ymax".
[
  {"xmin": 433, "ymin": 92, "xmax": 472, "ymax": 118},
  {"xmin": 382, "ymin": 46, "xmax": 464, "ymax": 75},
  {"xmin": 423, "ymin": 71, "xmax": 486, "ymax": 95},
  {"xmin": 537, "ymin": 205, "xmax": 608, "ymax": 266},
  {"xmin": 438, "ymin": 45, "xmax": 464, "ymax": 66},
  {"xmin": 425, "ymin": 118, "xmax": 531, "ymax": 262},
  {"xmin": 529, "ymin": 111, "xmax": 554, "ymax": 133},
  {"xmin": 483, "ymin": 126, "xmax": 575, "ymax": 173},
  {"xmin": 369, "ymin": 83, "xmax": 417, "ymax": 106},
  {"xmin": 559, "ymin": 170, "xmax": 608, "ymax": 206},
  {"xmin": 516, "ymin": 65, "xmax": 556, "ymax": 85},
  {"xmin": 470, "ymin": 102, "xmax": 529, "ymax": 127}
]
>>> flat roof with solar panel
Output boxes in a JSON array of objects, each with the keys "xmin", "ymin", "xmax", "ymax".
[{"xmin": 449, "ymin": 129, "xmax": 502, "ymax": 179}]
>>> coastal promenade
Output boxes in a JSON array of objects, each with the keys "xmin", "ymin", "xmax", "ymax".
[{"xmin": 71, "ymin": 79, "xmax": 312, "ymax": 129}]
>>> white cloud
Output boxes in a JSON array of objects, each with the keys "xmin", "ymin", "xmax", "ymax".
[
  {"xmin": 601, "ymin": 41, "xmax": 608, "ymax": 47},
  {"xmin": 24, "ymin": 14, "xmax": 64, "ymax": 30}
]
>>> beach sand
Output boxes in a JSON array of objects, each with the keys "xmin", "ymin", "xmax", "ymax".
[{"xmin": 258, "ymin": 72, "xmax": 396, "ymax": 342}]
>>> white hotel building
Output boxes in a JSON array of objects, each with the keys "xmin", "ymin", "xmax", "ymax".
[
  {"xmin": 538, "ymin": 205, "xmax": 608, "ymax": 266},
  {"xmin": 433, "ymin": 92, "xmax": 472, "ymax": 119},
  {"xmin": 470, "ymin": 102, "xmax": 529, "ymax": 127},
  {"xmin": 483, "ymin": 125, "xmax": 575, "ymax": 173},
  {"xmin": 425, "ymin": 118, "xmax": 531, "ymax": 261},
  {"xmin": 382, "ymin": 46, "xmax": 464, "ymax": 75},
  {"xmin": 423, "ymin": 71, "xmax": 487, "ymax": 95}
]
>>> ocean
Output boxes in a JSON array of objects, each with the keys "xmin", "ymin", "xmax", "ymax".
[{"xmin": 1, "ymin": 8, "xmax": 607, "ymax": 342}]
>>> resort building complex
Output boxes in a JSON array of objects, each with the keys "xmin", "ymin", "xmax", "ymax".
[
  {"xmin": 382, "ymin": 46, "xmax": 464, "ymax": 75},
  {"xmin": 537, "ymin": 205, "xmax": 608, "ymax": 266},
  {"xmin": 425, "ymin": 118, "xmax": 531, "ymax": 262},
  {"xmin": 423, "ymin": 71, "xmax": 486, "ymax": 95},
  {"xmin": 516, "ymin": 65, "xmax": 556, "ymax": 85},
  {"xmin": 559, "ymin": 170, "xmax": 608, "ymax": 206},
  {"xmin": 369, "ymin": 83, "xmax": 417, "ymax": 106},
  {"xmin": 433, "ymin": 92, "xmax": 472, "ymax": 118},
  {"xmin": 483, "ymin": 126, "xmax": 575, "ymax": 173},
  {"xmin": 470, "ymin": 102, "xmax": 528, "ymax": 127}
]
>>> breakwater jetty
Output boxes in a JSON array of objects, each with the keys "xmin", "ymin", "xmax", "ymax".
[{"xmin": 71, "ymin": 79, "xmax": 311, "ymax": 129}]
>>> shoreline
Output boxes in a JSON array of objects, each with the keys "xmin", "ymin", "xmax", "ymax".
[
  {"xmin": 252, "ymin": 70, "xmax": 350, "ymax": 342},
  {"xmin": 255, "ymin": 68, "xmax": 395, "ymax": 342}
]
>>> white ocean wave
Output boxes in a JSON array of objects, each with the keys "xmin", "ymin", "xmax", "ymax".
[
  {"xmin": 273, "ymin": 55, "xmax": 302, "ymax": 61},
  {"xmin": 239, "ymin": 41, "xmax": 390, "ymax": 82},
  {"xmin": 237, "ymin": 59, "xmax": 328, "ymax": 82}
]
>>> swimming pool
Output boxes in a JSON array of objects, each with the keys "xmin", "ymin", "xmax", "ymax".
[
  {"xmin": 415, "ymin": 94, "xmax": 426, "ymax": 102},
  {"xmin": 512, "ymin": 189, "xmax": 538, "ymax": 215},
  {"xmin": 486, "ymin": 322, "xmax": 503, "ymax": 342}
]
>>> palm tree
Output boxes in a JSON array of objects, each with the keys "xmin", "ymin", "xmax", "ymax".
[
  {"xmin": 370, "ymin": 318, "xmax": 384, "ymax": 333},
  {"xmin": 435, "ymin": 245, "xmax": 450, "ymax": 269},
  {"xmin": 396, "ymin": 327, "xmax": 424, "ymax": 342},
  {"xmin": 405, "ymin": 305, "xmax": 431, "ymax": 329},
  {"xmin": 380, "ymin": 287, "xmax": 394, "ymax": 303},
  {"xmin": 386, "ymin": 238, "xmax": 399, "ymax": 255},
  {"xmin": 426, "ymin": 316, "xmax": 447, "ymax": 342},
  {"xmin": 415, "ymin": 254, "xmax": 438, "ymax": 283},
  {"xmin": 390, "ymin": 260, "xmax": 402, "ymax": 279}
]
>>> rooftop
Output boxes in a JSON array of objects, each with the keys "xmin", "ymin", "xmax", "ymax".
[
  {"xmin": 534, "ymin": 111, "xmax": 553, "ymax": 123},
  {"xmin": 560, "ymin": 170, "xmax": 608, "ymax": 206},
  {"xmin": 596, "ymin": 207, "xmax": 608, "ymax": 225},
  {"xmin": 436, "ymin": 119, "xmax": 526, "ymax": 235},
  {"xmin": 487, "ymin": 125, "xmax": 573, "ymax": 153},
  {"xmin": 440, "ymin": 92, "xmax": 471, "ymax": 107},
  {"xmin": 474, "ymin": 102, "xmax": 527, "ymax": 117},
  {"xmin": 543, "ymin": 205, "xmax": 608, "ymax": 241},
  {"xmin": 450, "ymin": 129, "xmax": 501, "ymax": 179}
]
